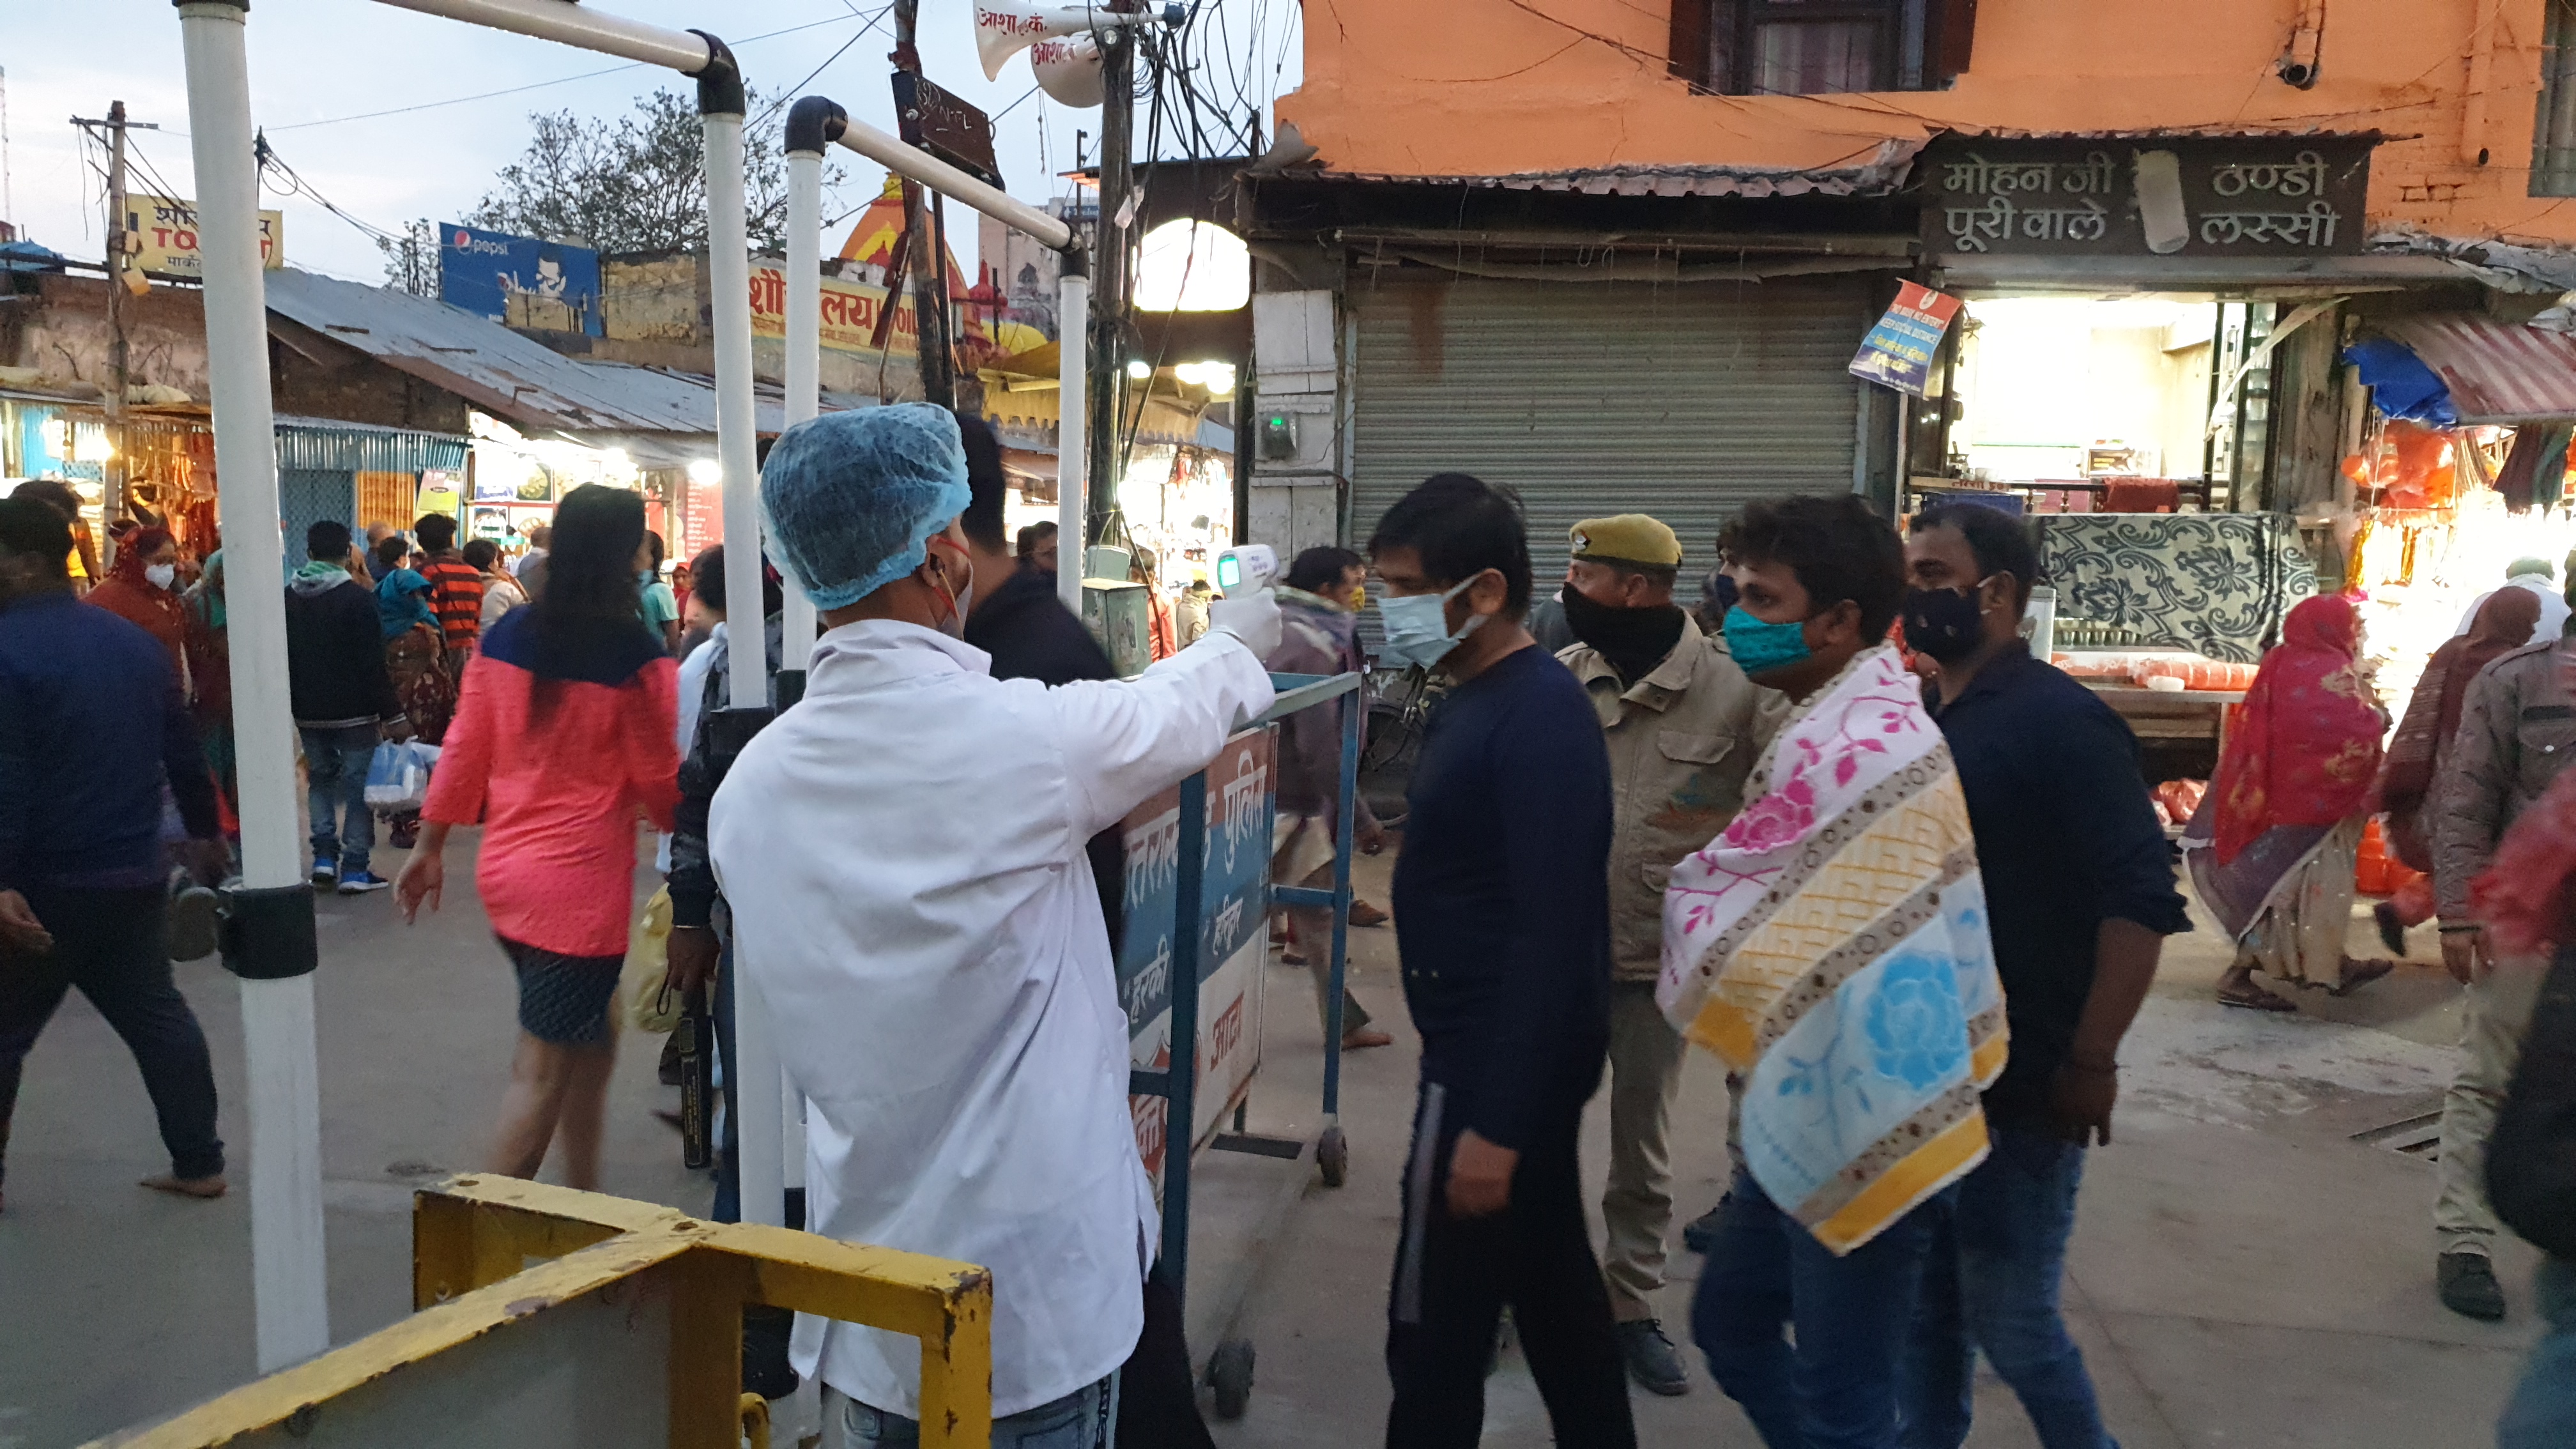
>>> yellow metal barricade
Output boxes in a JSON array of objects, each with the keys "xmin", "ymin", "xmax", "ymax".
[{"xmin": 89, "ymin": 1176, "xmax": 993, "ymax": 1448}]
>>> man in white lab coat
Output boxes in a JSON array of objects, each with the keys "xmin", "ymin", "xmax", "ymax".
[{"xmin": 709, "ymin": 404, "xmax": 1279, "ymax": 1448}]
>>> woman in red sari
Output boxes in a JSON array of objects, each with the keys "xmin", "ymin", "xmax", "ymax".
[{"xmin": 2184, "ymin": 594, "xmax": 2396, "ymax": 1009}]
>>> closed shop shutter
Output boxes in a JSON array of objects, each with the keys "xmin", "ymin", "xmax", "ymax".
[{"xmin": 1349, "ymin": 274, "xmax": 1880, "ymax": 589}]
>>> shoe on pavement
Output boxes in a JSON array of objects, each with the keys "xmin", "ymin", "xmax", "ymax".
[
  {"xmin": 1682, "ymin": 1202, "xmax": 1725, "ymax": 1254},
  {"xmin": 335, "ymin": 870, "xmax": 392, "ymax": 896},
  {"xmin": 2374, "ymin": 900, "xmax": 2408, "ymax": 956},
  {"xmin": 310, "ymin": 859, "xmax": 337, "ymax": 887},
  {"xmin": 165, "ymin": 875, "xmax": 220, "ymax": 963},
  {"xmin": 1349, "ymin": 898, "xmax": 1391, "ymax": 928},
  {"xmin": 2439, "ymin": 1251, "xmax": 2508, "ymax": 1320},
  {"xmin": 1616, "ymin": 1319, "xmax": 1690, "ymax": 1396}
]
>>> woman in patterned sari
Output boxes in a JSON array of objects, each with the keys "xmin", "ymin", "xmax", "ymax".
[{"xmin": 2184, "ymin": 594, "xmax": 2395, "ymax": 1009}]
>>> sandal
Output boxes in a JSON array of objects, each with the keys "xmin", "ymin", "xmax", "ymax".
[
  {"xmin": 2333, "ymin": 957, "xmax": 2398, "ymax": 996},
  {"xmin": 2217, "ymin": 980, "xmax": 2299, "ymax": 1012}
]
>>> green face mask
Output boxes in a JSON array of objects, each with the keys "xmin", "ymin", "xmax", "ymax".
[{"xmin": 1722, "ymin": 605, "xmax": 1813, "ymax": 677}]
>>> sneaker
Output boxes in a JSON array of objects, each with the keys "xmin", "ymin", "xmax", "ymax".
[
  {"xmin": 310, "ymin": 859, "xmax": 337, "ymax": 887},
  {"xmin": 1616, "ymin": 1319, "xmax": 1690, "ymax": 1396},
  {"xmin": 2439, "ymin": 1250, "xmax": 2507, "ymax": 1321},
  {"xmin": 335, "ymin": 871, "xmax": 392, "ymax": 896},
  {"xmin": 1682, "ymin": 1202, "xmax": 1725, "ymax": 1254},
  {"xmin": 165, "ymin": 878, "xmax": 220, "ymax": 963}
]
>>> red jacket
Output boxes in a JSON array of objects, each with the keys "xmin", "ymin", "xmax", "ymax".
[{"xmin": 424, "ymin": 608, "xmax": 679, "ymax": 956}]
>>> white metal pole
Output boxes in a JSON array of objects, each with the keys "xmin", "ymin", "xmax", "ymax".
[
  {"xmin": 176, "ymin": 0, "xmax": 328, "ymax": 1372},
  {"xmin": 1058, "ymin": 271, "xmax": 1090, "ymax": 610},
  {"xmin": 370, "ymin": 0, "xmax": 710, "ymax": 70},
  {"xmin": 779, "ymin": 139, "xmax": 824, "ymax": 666},
  {"xmin": 704, "ymin": 105, "xmax": 785, "ymax": 1230},
  {"xmin": 829, "ymin": 118, "xmax": 1073, "ymax": 250}
]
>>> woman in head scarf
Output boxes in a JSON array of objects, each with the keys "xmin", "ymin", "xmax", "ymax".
[
  {"xmin": 84, "ymin": 526, "xmax": 209, "ymax": 704},
  {"xmin": 2375, "ymin": 586, "xmax": 2545, "ymax": 953},
  {"xmin": 2184, "ymin": 595, "xmax": 2395, "ymax": 1009}
]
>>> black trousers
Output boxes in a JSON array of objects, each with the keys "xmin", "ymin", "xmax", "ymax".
[
  {"xmin": 1385, "ymin": 1083, "xmax": 1636, "ymax": 1449},
  {"xmin": 0, "ymin": 885, "xmax": 224, "ymax": 1186}
]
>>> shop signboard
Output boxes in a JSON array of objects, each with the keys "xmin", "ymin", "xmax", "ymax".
[
  {"xmin": 416, "ymin": 468, "xmax": 463, "ymax": 521},
  {"xmin": 746, "ymin": 264, "xmax": 942, "ymax": 356},
  {"xmin": 1922, "ymin": 135, "xmax": 2372, "ymax": 260},
  {"xmin": 680, "ymin": 477, "xmax": 725, "ymax": 556},
  {"xmin": 1118, "ymin": 727, "xmax": 1275, "ymax": 1190},
  {"xmin": 125, "ymin": 194, "xmax": 282, "ymax": 277},
  {"xmin": 1849, "ymin": 281, "xmax": 1961, "ymax": 395},
  {"xmin": 440, "ymin": 224, "xmax": 606, "ymax": 337}
]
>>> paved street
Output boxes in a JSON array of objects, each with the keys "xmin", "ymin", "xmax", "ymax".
[{"xmin": 0, "ymin": 832, "xmax": 2549, "ymax": 1448}]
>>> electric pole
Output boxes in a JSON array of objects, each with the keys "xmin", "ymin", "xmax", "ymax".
[
  {"xmin": 1087, "ymin": 11, "xmax": 1137, "ymax": 551},
  {"xmin": 100, "ymin": 102, "xmax": 135, "ymax": 542},
  {"xmin": 890, "ymin": 1, "xmax": 956, "ymax": 408}
]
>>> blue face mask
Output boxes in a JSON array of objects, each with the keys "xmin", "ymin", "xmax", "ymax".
[
  {"xmin": 1722, "ymin": 604, "xmax": 1813, "ymax": 677},
  {"xmin": 1378, "ymin": 575, "xmax": 1488, "ymax": 670}
]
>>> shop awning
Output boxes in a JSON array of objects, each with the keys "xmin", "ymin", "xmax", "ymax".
[{"xmin": 2372, "ymin": 313, "xmax": 2576, "ymax": 424}]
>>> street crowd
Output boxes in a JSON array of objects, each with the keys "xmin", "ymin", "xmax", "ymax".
[{"xmin": 4, "ymin": 405, "xmax": 2576, "ymax": 1449}]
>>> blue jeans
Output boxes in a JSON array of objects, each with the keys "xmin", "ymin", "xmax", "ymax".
[
  {"xmin": 1694, "ymin": 1169, "xmax": 1943, "ymax": 1449},
  {"xmin": 1903, "ymin": 1127, "xmax": 2114, "ymax": 1449},
  {"xmin": 825, "ymin": 1377, "xmax": 1116, "ymax": 1447},
  {"xmin": 2503, "ymin": 1258, "xmax": 2576, "ymax": 1448},
  {"xmin": 300, "ymin": 724, "xmax": 377, "ymax": 874}
]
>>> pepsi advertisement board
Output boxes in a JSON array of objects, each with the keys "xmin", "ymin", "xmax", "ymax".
[{"xmin": 439, "ymin": 223, "xmax": 603, "ymax": 337}]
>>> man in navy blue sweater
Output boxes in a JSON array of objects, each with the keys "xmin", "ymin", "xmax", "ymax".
[
  {"xmin": 1368, "ymin": 473, "xmax": 1634, "ymax": 1448},
  {"xmin": 0, "ymin": 498, "xmax": 229, "ymax": 1213}
]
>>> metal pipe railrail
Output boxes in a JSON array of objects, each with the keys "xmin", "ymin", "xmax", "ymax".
[{"xmin": 779, "ymin": 96, "xmax": 1090, "ymax": 612}]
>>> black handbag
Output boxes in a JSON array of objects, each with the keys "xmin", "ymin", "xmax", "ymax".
[{"xmin": 2488, "ymin": 946, "xmax": 2576, "ymax": 1261}]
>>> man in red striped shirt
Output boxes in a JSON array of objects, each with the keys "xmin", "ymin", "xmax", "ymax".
[{"xmin": 414, "ymin": 512, "xmax": 484, "ymax": 670}]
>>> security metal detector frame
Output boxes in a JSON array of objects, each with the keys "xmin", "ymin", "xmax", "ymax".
[{"xmin": 174, "ymin": 0, "xmax": 772, "ymax": 1371}]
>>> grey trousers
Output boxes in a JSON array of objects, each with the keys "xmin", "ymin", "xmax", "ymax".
[
  {"xmin": 1600, "ymin": 981, "xmax": 1689, "ymax": 1322},
  {"xmin": 2437, "ymin": 960, "xmax": 2545, "ymax": 1258}
]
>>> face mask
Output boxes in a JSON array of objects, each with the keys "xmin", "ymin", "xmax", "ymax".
[
  {"xmin": 144, "ymin": 562, "xmax": 178, "ymax": 590},
  {"xmin": 1902, "ymin": 580, "xmax": 1991, "ymax": 664},
  {"xmin": 1378, "ymin": 574, "xmax": 1488, "ymax": 670},
  {"xmin": 1723, "ymin": 604, "xmax": 1814, "ymax": 678},
  {"xmin": 1560, "ymin": 584, "xmax": 1685, "ymax": 683}
]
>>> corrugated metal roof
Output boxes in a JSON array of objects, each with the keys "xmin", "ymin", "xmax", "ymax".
[
  {"xmin": 2373, "ymin": 313, "xmax": 2576, "ymax": 424},
  {"xmin": 1315, "ymin": 139, "xmax": 1921, "ymax": 199},
  {"xmin": 273, "ymin": 415, "xmax": 468, "ymax": 473},
  {"xmin": 265, "ymin": 268, "xmax": 721, "ymax": 434}
]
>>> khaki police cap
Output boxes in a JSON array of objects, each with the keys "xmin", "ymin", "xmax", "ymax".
[{"xmin": 1568, "ymin": 514, "xmax": 1683, "ymax": 569}]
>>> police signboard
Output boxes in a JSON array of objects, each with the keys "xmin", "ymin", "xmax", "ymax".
[
  {"xmin": 1849, "ymin": 281, "xmax": 1961, "ymax": 396},
  {"xmin": 439, "ymin": 224, "xmax": 604, "ymax": 337}
]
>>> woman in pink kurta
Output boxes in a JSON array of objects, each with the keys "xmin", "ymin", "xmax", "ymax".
[{"xmin": 396, "ymin": 484, "xmax": 678, "ymax": 1190}]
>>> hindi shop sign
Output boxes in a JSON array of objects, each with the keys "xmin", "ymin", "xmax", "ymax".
[
  {"xmin": 1850, "ymin": 281, "xmax": 1961, "ymax": 395},
  {"xmin": 1923, "ymin": 135, "xmax": 2371, "ymax": 260},
  {"xmin": 125, "ymin": 195, "xmax": 283, "ymax": 277}
]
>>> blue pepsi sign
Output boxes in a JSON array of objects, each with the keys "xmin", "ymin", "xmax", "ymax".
[{"xmin": 439, "ymin": 223, "xmax": 602, "ymax": 337}]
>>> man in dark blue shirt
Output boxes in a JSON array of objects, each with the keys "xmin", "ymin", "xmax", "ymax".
[
  {"xmin": 0, "ymin": 498, "xmax": 229, "ymax": 1214},
  {"xmin": 1368, "ymin": 473, "xmax": 1633, "ymax": 1449},
  {"xmin": 1899, "ymin": 503, "xmax": 2191, "ymax": 1449}
]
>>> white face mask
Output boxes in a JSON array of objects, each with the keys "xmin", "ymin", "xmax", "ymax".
[{"xmin": 144, "ymin": 562, "xmax": 178, "ymax": 590}]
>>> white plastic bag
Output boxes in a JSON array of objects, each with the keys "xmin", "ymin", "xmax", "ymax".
[{"xmin": 362, "ymin": 740, "xmax": 440, "ymax": 812}]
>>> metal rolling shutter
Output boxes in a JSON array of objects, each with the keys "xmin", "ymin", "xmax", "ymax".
[{"xmin": 1349, "ymin": 274, "xmax": 1878, "ymax": 590}]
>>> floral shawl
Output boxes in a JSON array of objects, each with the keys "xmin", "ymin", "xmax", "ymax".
[
  {"xmin": 1658, "ymin": 644, "xmax": 2005, "ymax": 1255},
  {"xmin": 2209, "ymin": 595, "xmax": 2384, "ymax": 866}
]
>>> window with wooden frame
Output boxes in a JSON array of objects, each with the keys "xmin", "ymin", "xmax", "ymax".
[{"xmin": 1669, "ymin": 0, "xmax": 1977, "ymax": 96}]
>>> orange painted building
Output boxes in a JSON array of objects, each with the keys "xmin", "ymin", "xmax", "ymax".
[{"xmin": 1275, "ymin": 0, "xmax": 2576, "ymax": 245}]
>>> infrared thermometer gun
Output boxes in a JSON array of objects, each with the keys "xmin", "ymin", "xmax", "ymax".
[{"xmin": 1215, "ymin": 544, "xmax": 1278, "ymax": 597}]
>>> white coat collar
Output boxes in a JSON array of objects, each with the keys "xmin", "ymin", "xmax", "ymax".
[{"xmin": 809, "ymin": 617, "xmax": 993, "ymax": 690}]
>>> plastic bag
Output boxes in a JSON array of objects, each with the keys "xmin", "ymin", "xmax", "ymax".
[
  {"xmin": 362, "ymin": 740, "xmax": 440, "ymax": 812},
  {"xmin": 623, "ymin": 887, "xmax": 683, "ymax": 1034}
]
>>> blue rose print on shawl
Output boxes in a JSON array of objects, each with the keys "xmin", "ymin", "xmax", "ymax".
[{"xmin": 1865, "ymin": 954, "xmax": 1968, "ymax": 1091}]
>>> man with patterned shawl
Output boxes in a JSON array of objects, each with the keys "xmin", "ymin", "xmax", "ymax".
[{"xmin": 1658, "ymin": 494, "xmax": 2005, "ymax": 1449}]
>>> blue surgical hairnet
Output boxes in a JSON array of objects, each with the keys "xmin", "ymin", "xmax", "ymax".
[{"xmin": 759, "ymin": 403, "xmax": 972, "ymax": 610}]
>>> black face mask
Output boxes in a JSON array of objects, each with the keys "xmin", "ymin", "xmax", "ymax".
[
  {"xmin": 1902, "ymin": 582, "xmax": 1991, "ymax": 664},
  {"xmin": 1561, "ymin": 584, "xmax": 1686, "ymax": 684}
]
